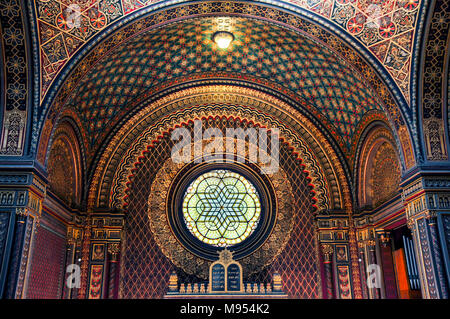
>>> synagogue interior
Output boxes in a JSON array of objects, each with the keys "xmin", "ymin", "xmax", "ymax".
[{"xmin": 0, "ymin": 0, "xmax": 449, "ymax": 299}]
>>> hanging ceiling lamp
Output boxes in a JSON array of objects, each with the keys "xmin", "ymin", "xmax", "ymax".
[{"xmin": 212, "ymin": 31, "xmax": 234, "ymax": 49}]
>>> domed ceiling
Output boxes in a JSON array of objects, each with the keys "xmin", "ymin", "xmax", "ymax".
[
  {"xmin": 35, "ymin": 0, "xmax": 422, "ymax": 103},
  {"xmin": 58, "ymin": 17, "xmax": 386, "ymax": 162},
  {"xmin": 0, "ymin": 0, "xmax": 433, "ymax": 168}
]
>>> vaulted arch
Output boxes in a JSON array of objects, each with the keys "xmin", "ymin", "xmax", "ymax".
[
  {"xmin": 46, "ymin": 118, "xmax": 84, "ymax": 207},
  {"xmin": 88, "ymin": 85, "xmax": 351, "ymax": 213},
  {"xmin": 34, "ymin": 1, "xmax": 417, "ymax": 177},
  {"xmin": 355, "ymin": 121, "xmax": 401, "ymax": 209}
]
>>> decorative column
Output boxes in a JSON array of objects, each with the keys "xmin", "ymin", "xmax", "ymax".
[
  {"xmin": 365, "ymin": 239, "xmax": 381, "ymax": 299},
  {"xmin": 0, "ymin": 172, "xmax": 46, "ymax": 299},
  {"xmin": 78, "ymin": 214, "xmax": 91, "ymax": 299},
  {"xmin": 426, "ymin": 211, "xmax": 448, "ymax": 299},
  {"xmin": 357, "ymin": 241, "xmax": 369, "ymax": 299},
  {"xmin": 107, "ymin": 242, "xmax": 120, "ymax": 299},
  {"xmin": 6, "ymin": 208, "xmax": 37, "ymax": 299},
  {"xmin": 347, "ymin": 218, "xmax": 363, "ymax": 299},
  {"xmin": 82, "ymin": 214, "xmax": 124, "ymax": 299},
  {"xmin": 376, "ymin": 230, "xmax": 398, "ymax": 299},
  {"xmin": 403, "ymin": 176, "xmax": 450, "ymax": 299},
  {"xmin": 321, "ymin": 244, "xmax": 334, "ymax": 299},
  {"xmin": 316, "ymin": 213, "xmax": 356, "ymax": 299},
  {"xmin": 63, "ymin": 222, "xmax": 83, "ymax": 299},
  {"xmin": 355, "ymin": 221, "xmax": 381, "ymax": 299}
]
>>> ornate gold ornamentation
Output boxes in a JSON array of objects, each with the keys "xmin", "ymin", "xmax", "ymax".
[
  {"xmin": 90, "ymin": 85, "xmax": 347, "ymax": 214},
  {"xmin": 377, "ymin": 231, "xmax": 391, "ymax": 247},
  {"xmin": 321, "ymin": 244, "xmax": 333, "ymax": 262},
  {"xmin": 46, "ymin": 120, "xmax": 82, "ymax": 207},
  {"xmin": 370, "ymin": 142, "xmax": 401, "ymax": 205},
  {"xmin": 407, "ymin": 218, "xmax": 416, "ymax": 231},
  {"xmin": 108, "ymin": 243, "xmax": 121, "ymax": 262},
  {"xmin": 357, "ymin": 125, "xmax": 401, "ymax": 207},
  {"xmin": 147, "ymin": 155, "xmax": 295, "ymax": 278}
]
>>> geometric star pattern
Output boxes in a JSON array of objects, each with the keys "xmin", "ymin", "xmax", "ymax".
[
  {"xmin": 183, "ymin": 170, "xmax": 261, "ymax": 247},
  {"xmin": 35, "ymin": 1, "xmax": 421, "ymax": 103},
  {"xmin": 65, "ymin": 18, "xmax": 384, "ymax": 154}
]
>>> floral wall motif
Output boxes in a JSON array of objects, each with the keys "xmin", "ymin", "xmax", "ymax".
[
  {"xmin": 357, "ymin": 124, "xmax": 401, "ymax": 208},
  {"xmin": 370, "ymin": 141, "xmax": 401, "ymax": 205},
  {"xmin": 47, "ymin": 121, "xmax": 82, "ymax": 206},
  {"xmin": 0, "ymin": 0, "xmax": 28, "ymax": 156},
  {"xmin": 421, "ymin": 0, "xmax": 449, "ymax": 161}
]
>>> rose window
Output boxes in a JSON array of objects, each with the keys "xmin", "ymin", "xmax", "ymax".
[{"xmin": 182, "ymin": 169, "xmax": 261, "ymax": 247}]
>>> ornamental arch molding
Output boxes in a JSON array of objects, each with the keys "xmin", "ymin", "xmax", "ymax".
[
  {"xmin": 354, "ymin": 121, "xmax": 401, "ymax": 208},
  {"xmin": 117, "ymin": 117, "xmax": 324, "ymax": 298},
  {"xmin": 46, "ymin": 118, "xmax": 84, "ymax": 207},
  {"xmin": 87, "ymin": 85, "xmax": 353, "ymax": 214}
]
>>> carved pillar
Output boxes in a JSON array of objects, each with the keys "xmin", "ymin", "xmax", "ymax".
[
  {"xmin": 365, "ymin": 239, "xmax": 381, "ymax": 299},
  {"xmin": 403, "ymin": 176, "xmax": 450, "ymax": 299},
  {"xmin": 316, "ymin": 214, "xmax": 355, "ymax": 299},
  {"xmin": 4, "ymin": 209, "xmax": 36, "ymax": 299},
  {"xmin": 357, "ymin": 241, "xmax": 369, "ymax": 299},
  {"xmin": 348, "ymin": 219, "xmax": 363, "ymax": 299},
  {"xmin": 78, "ymin": 214, "xmax": 91, "ymax": 299},
  {"xmin": 321, "ymin": 244, "xmax": 334, "ymax": 299},
  {"xmin": 62, "ymin": 229, "xmax": 75, "ymax": 299},
  {"xmin": 355, "ymin": 222, "xmax": 381, "ymax": 299},
  {"xmin": 426, "ymin": 211, "xmax": 448, "ymax": 299}
]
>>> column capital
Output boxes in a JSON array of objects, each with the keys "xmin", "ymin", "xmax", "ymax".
[
  {"xmin": 365, "ymin": 239, "xmax": 377, "ymax": 249},
  {"xmin": 425, "ymin": 210, "xmax": 437, "ymax": 224},
  {"xmin": 108, "ymin": 242, "xmax": 121, "ymax": 262},
  {"xmin": 321, "ymin": 244, "xmax": 333, "ymax": 262},
  {"xmin": 401, "ymin": 173, "xmax": 450, "ymax": 299},
  {"xmin": 375, "ymin": 229, "xmax": 391, "ymax": 247},
  {"xmin": 407, "ymin": 218, "xmax": 416, "ymax": 231},
  {"xmin": 67, "ymin": 225, "xmax": 83, "ymax": 246}
]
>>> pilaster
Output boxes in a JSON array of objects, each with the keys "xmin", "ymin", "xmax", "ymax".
[
  {"xmin": 355, "ymin": 221, "xmax": 381, "ymax": 299},
  {"xmin": 316, "ymin": 213, "xmax": 355, "ymax": 299},
  {"xmin": 63, "ymin": 216, "xmax": 84, "ymax": 299},
  {"xmin": 402, "ymin": 175, "xmax": 450, "ymax": 298},
  {"xmin": 84, "ymin": 213, "xmax": 124, "ymax": 299},
  {"xmin": 0, "ymin": 170, "xmax": 46, "ymax": 298}
]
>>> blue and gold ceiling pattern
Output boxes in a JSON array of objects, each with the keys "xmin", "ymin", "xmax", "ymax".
[
  {"xmin": 34, "ymin": 0, "xmax": 422, "ymax": 103},
  {"xmin": 65, "ymin": 17, "xmax": 384, "ymax": 153}
]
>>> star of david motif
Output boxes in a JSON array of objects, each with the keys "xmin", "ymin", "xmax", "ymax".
[
  {"xmin": 197, "ymin": 182, "xmax": 250, "ymax": 231},
  {"xmin": 183, "ymin": 170, "xmax": 261, "ymax": 247}
]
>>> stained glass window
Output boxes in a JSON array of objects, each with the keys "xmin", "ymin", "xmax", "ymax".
[{"xmin": 182, "ymin": 169, "xmax": 261, "ymax": 247}]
